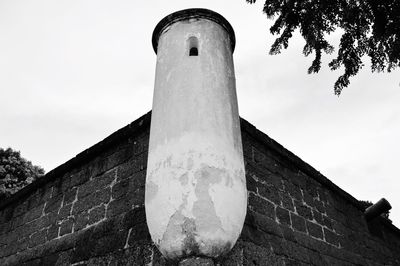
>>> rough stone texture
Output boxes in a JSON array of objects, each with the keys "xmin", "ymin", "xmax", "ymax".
[
  {"xmin": 0, "ymin": 112, "xmax": 399, "ymax": 265},
  {"xmin": 178, "ymin": 257, "xmax": 214, "ymax": 266}
]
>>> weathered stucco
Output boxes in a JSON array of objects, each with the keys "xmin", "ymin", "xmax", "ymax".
[{"xmin": 145, "ymin": 12, "xmax": 247, "ymax": 261}]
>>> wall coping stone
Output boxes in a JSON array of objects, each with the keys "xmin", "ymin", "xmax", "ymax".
[
  {"xmin": 240, "ymin": 117, "xmax": 400, "ymax": 236},
  {"xmin": 240, "ymin": 117, "xmax": 364, "ymax": 210},
  {"xmin": 0, "ymin": 111, "xmax": 151, "ymax": 210}
]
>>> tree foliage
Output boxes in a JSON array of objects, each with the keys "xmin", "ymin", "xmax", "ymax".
[
  {"xmin": 0, "ymin": 147, "xmax": 45, "ymax": 200},
  {"xmin": 247, "ymin": 0, "xmax": 400, "ymax": 95}
]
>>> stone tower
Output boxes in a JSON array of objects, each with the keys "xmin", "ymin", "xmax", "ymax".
[{"xmin": 145, "ymin": 8, "xmax": 247, "ymax": 261}]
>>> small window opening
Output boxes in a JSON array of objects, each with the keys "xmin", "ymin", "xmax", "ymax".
[
  {"xmin": 189, "ymin": 47, "xmax": 198, "ymax": 56},
  {"xmin": 188, "ymin": 36, "xmax": 199, "ymax": 56}
]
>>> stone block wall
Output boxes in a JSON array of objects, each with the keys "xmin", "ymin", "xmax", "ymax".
[
  {"xmin": 0, "ymin": 112, "xmax": 399, "ymax": 265},
  {"xmin": 0, "ymin": 113, "xmax": 154, "ymax": 266},
  {"xmin": 238, "ymin": 119, "xmax": 400, "ymax": 265}
]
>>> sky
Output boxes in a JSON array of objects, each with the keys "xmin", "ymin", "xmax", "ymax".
[{"xmin": 0, "ymin": 0, "xmax": 399, "ymax": 227}]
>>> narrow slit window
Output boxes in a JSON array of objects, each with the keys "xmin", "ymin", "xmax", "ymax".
[
  {"xmin": 189, "ymin": 47, "xmax": 198, "ymax": 56},
  {"xmin": 188, "ymin": 36, "xmax": 199, "ymax": 56}
]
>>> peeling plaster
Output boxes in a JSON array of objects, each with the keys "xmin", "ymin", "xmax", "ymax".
[
  {"xmin": 193, "ymin": 165, "xmax": 223, "ymax": 236},
  {"xmin": 146, "ymin": 181, "xmax": 159, "ymax": 203},
  {"xmin": 146, "ymin": 134, "xmax": 247, "ymax": 259},
  {"xmin": 179, "ymin": 173, "xmax": 189, "ymax": 186}
]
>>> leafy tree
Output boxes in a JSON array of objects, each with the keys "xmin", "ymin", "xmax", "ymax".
[
  {"xmin": 0, "ymin": 147, "xmax": 45, "ymax": 200},
  {"xmin": 247, "ymin": 0, "xmax": 400, "ymax": 95}
]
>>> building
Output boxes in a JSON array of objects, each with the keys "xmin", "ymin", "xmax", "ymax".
[{"xmin": 0, "ymin": 8, "xmax": 399, "ymax": 266}]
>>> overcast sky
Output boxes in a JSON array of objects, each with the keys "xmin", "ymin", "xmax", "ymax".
[{"xmin": 1, "ymin": 0, "xmax": 399, "ymax": 227}]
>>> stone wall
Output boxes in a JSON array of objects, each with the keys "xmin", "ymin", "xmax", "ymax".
[
  {"xmin": 239, "ymin": 119, "xmax": 400, "ymax": 265},
  {"xmin": 0, "ymin": 112, "xmax": 399, "ymax": 265}
]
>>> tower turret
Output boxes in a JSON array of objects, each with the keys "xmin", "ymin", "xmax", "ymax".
[{"xmin": 145, "ymin": 8, "xmax": 247, "ymax": 261}]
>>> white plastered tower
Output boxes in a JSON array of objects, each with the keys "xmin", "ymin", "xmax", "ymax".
[{"xmin": 145, "ymin": 8, "xmax": 247, "ymax": 261}]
